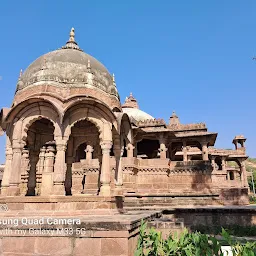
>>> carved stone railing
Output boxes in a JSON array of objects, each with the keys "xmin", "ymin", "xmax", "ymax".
[
  {"xmin": 72, "ymin": 159, "xmax": 100, "ymax": 175},
  {"xmin": 171, "ymin": 160, "xmax": 212, "ymax": 173},
  {"xmin": 209, "ymin": 148, "xmax": 246, "ymax": 156},
  {"xmin": 168, "ymin": 123, "xmax": 206, "ymax": 131},
  {"xmin": 136, "ymin": 119, "xmax": 166, "ymax": 127},
  {"xmin": 72, "ymin": 158, "xmax": 213, "ymax": 175}
]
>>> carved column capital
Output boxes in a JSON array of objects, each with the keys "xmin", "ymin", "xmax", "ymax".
[
  {"xmin": 56, "ymin": 144, "xmax": 66, "ymax": 152},
  {"xmin": 85, "ymin": 145, "xmax": 94, "ymax": 153},
  {"xmin": 100, "ymin": 141, "xmax": 113, "ymax": 153}
]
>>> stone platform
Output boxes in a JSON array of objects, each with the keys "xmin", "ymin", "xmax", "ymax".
[
  {"xmin": 0, "ymin": 195, "xmax": 124, "ymax": 214},
  {"xmin": 0, "ymin": 209, "xmax": 160, "ymax": 256}
]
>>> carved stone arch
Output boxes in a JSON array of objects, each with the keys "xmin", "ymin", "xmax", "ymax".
[
  {"xmin": 63, "ymin": 98, "xmax": 118, "ymax": 129},
  {"xmin": 6, "ymin": 98, "xmax": 62, "ymax": 125},
  {"xmin": 20, "ymin": 114, "xmax": 61, "ymax": 143},
  {"xmin": 8, "ymin": 101, "xmax": 62, "ymax": 143},
  {"xmin": 63, "ymin": 106, "xmax": 112, "ymax": 143}
]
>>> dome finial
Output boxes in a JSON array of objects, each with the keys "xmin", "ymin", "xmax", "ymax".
[
  {"xmin": 19, "ymin": 69, "xmax": 23, "ymax": 78},
  {"xmin": 112, "ymin": 73, "xmax": 115, "ymax": 82},
  {"xmin": 62, "ymin": 27, "xmax": 82, "ymax": 51},
  {"xmin": 69, "ymin": 27, "xmax": 75, "ymax": 42}
]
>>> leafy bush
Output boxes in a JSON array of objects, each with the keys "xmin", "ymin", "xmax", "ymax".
[
  {"xmin": 249, "ymin": 196, "xmax": 256, "ymax": 204},
  {"xmin": 191, "ymin": 224, "xmax": 256, "ymax": 237},
  {"xmin": 135, "ymin": 220, "xmax": 256, "ymax": 256}
]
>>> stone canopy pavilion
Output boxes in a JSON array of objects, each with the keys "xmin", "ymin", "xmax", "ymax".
[{"xmin": 0, "ymin": 28, "xmax": 249, "ymax": 206}]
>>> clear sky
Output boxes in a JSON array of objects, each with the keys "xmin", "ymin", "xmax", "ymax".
[{"xmin": 0, "ymin": 1, "xmax": 255, "ymax": 162}]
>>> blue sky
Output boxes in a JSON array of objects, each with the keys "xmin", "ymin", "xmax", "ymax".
[{"xmin": 0, "ymin": 1, "xmax": 255, "ymax": 162}]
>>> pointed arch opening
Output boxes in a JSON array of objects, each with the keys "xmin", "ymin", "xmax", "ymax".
[{"xmin": 23, "ymin": 118, "xmax": 55, "ymax": 196}]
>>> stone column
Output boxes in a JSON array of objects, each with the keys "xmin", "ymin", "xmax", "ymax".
[
  {"xmin": 41, "ymin": 145, "xmax": 55, "ymax": 196},
  {"xmin": 221, "ymin": 157, "xmax": 226, "ymax": 172},
  {"xmin": 126, "ymin": 143, "xmax": 134, "ymax": 158},
  {"xmin": 85, "ymin": 145, "xmax": 94, "ymax": 160},
  {"xmin": 1, "ymin": 147, "xmax": 13, "ymax": 196},
  {"xmin": 53, "ymin": 142, "xmax": 67, "ymax": 195},
  {"xmin": 99, "ymin": 141, "xmax": 112, "ymax": 196},
  {"xmin": 211, "ymin": 156, "xmax": 216, "ymax": 171},
  {"xmin": 159, "ymin": 137, "xmax": 167, "ymax": 159},
  {"xmin": 114, "ymin": 145, "xmax": 124, "ymax": 190},
  {"xmin": 182, "ymin": 141, "xmax": 188, "ymax": 162},
  {"xmin": 35, "ymin": 146, "xmax": 46, "ymax": 195},
  {"xmin": 26, "ymin": 152, "xmax": 38, "ymax": 196},
  {"xmin": 240, "ymin": 160, "xmax": 249, "ymax": 188},
  {"xmin": 8, "ymin": 143, "xmax": 23, "ymax": 196},
  {"xmin": 201, "ymin": 142, "xmax": 209, "ymax": 161},
  {"xmin": 20, "ymin": 148, "xmax": 30, "ymax": 196},
  {"xmin": 65, "ymin": 156, "xmax": 73, "ymax": 195}
]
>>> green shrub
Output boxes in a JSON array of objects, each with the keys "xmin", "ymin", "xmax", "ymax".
[
  {"xmin": 249, "ymin": 196, "xmax": 256, "ymax": 204},
  {"xmin": 191, "ymin": 224, "xmax": 256, "ymax": 237},
  {"xmin": 135, "ymin": 220, "xmax": 256, "ymax": 256}
]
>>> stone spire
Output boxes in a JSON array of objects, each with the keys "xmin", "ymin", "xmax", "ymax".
[
  {"xmin": 62, "ymin": 28, "xmax": 82, "ymax": 51},
  {"xmin": 122, "ymin": 93, "xmax": 139, "ymax": 109},
  {"xmin": 169, "ymin": 111, "xmax": 180, "ymax": 125},
  {"xmin": 19, "ymin": 69, "xmax": 23, "ymax": 78}
]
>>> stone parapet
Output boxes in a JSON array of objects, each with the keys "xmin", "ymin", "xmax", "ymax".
[
  {"xmin": 136, "ymin": 119, "xmax": 166, "ymax": 127},
  {"xmin": 169, "ymin": 123, "xmax": 206, "ymax": 131}
]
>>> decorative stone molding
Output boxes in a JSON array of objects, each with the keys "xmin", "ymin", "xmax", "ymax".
[
  {"xmin": 136, "ymin": 119, "xmax": 166, "ymax": 127},
  {"xmin": 169, "ymin": 123, "xmax": 206, "ymax": 131}
]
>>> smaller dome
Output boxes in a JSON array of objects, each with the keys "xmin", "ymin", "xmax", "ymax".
[
  {"xmin": 122, "ymin": 108, "xmax": 154, "ymax": 122},
  {"xmin": 122, "ymin": 93, "xmax": 154, "ymax": 122}
]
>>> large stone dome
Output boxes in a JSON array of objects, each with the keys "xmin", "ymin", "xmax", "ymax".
[{"xmin": 15, "ymin": 28, "xmax": 120, "ymax": 109}]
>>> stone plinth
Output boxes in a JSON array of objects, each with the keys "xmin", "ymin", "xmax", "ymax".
[
  {"xmin": 0, "ymin": 195, "xmax": 124, "ymax": 214},
  {"xmin": 0, "ymin": 210, "xmax": 159, "ymax": 256}
]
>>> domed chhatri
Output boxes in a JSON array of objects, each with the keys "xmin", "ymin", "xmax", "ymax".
[{"xmin": 15, "ymin": 28, "xmax": 120, "ymax": 110}]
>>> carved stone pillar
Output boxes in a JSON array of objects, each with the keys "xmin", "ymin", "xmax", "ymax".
[
  {"xmin": 182, "ymin": 141, "xmax": 187, "ymax": 162},
  {"xmin": 20, "ymin": 148, "xmax": 30, "ymax": 196},
  {"xmin": 65, "ymin": 156, "xmax": 73, "ymax": 196},
  {"xmin": 8, "ymin": 144, "xmax": 23, "ymax": 196},
  {"xmin": 159, "ymin": 144, "xmax": 167, "ymax": 159},
  {"xmin": 1, "ymin": 147, "xmax": 13, "ymax": 195},
  {"xmin": 126, "ymin": 143, "xmax": 134, "ymax": 158},
  {"xmin": 221, "ymin": 157, "xmax": 226, "ymax": 172},
  {"xmin": 201, "ymin": 142, "xmax": 209, "ymax": 161},
  {"xmin": 35, "ymin": 146, "xmax": 46, "ymax": 196},
  {"xmin": 53, "ymin": 142, "xmax": 67, "ymax": 195},
  {"xmin": 27, "ymin": 151, "xmax": 38, "ymax": 196},
  {"xmin": 211, "ymin": 156, "xmax": 216, "ymax": 171},
  {"xmin": 85, "ymin": 145, "xmax": 94, "ymax": 160},
  {"xmin": 159, "ymin": 135, "xmax": 167, "ymax": 159},
  {"xmin": 99, "ymin": 141, "xmax": 112, "ymax": 196},
  {"xmin": 114, "ymin": 145, "xmax": 124, "ymax": 189},
  {"xmin": 240, "ymin": 160, "xmax": 249, "ymax": 188},
  {"xmin": 41, "ymin": 145, "xmax": 55, "ymax": 196}
]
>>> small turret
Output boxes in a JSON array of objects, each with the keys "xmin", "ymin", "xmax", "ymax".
[
  {"xmin": 232, "ymin": 135, "xmax": 246, "ymax": 151},
  {"xmin": 169, "ymin": 111, "xmax": 180, "ymax": 125},
  {"xmin": 122, "ymin": 93, "xmax": 139, "ymax": 109}
]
